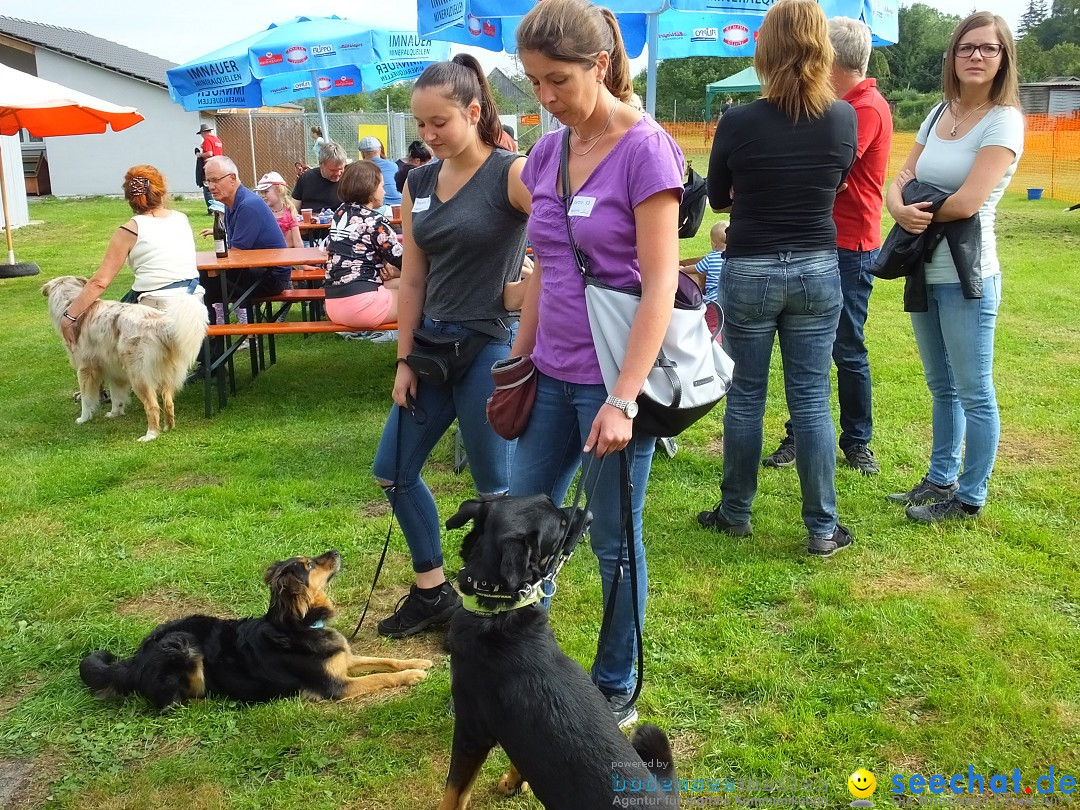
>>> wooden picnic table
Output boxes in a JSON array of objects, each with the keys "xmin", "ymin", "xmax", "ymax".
[{"xmin": 196, "ymin": 247, "xmax": 327, "ymax": 276}]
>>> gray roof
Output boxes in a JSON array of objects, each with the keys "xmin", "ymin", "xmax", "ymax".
[
  {"xmin": 0, "ymin": 16, "xmax": 175, "ymax": 88},
  {"xmin": 1021, "ymin": 76, "xmax": 1080, "ymax": 88}
]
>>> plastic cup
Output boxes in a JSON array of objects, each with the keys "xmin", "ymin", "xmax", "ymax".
[{"xmin": 302, "ymin": 209, "xmax": 313, "ymax": 223}]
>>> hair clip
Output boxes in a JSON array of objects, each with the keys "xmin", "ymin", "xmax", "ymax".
[{"xmin": 129, "ymin": 176, "xmax": 149, "ymax": 196}]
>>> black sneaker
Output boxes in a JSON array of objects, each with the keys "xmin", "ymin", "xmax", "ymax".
[
  {"xmin": 807, "ymin": 524, "xmax": 854, "ymax": 558},
  {"xmin": 697, "ymin": 505, "xmax": 752, "ymax": 536},
  {"xmin": 605, "ymin": 693, "xmax": 639, "ymax": 729},
  {"xmin": 762, "ymin": 436, "xmax": 796, "ymax": 468},
  {"xmin": 843, "ymin": 443, "xmax": 880, "ymax": 476},
  {"xmin": 906, "ymin": 498, "xmax": 982, "ymax": 523},
  {"xmin": 886, "ymin": 476, "xmax": 958, "ymax": 505},
  {"xmin": 377, "ymin": 582, "xmax": 461, "ymax": 639}
]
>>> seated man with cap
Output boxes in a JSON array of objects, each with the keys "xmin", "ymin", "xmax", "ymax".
[
  {"xmin": 200, "ymin": 156, "xmax": 289, "ymax": 312},
  {"xmin": 292, "ymin": 141, "xmax": 347, "ymax": 216},
  {"xmin": 358, "ymin": 136, "xmax": 401, "ymax": 214}
]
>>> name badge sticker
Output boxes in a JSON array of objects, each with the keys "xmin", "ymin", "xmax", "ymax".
[
  {"xmin": 412, "ymin": 197, "xmax": 431, "ymax": 213},
  {"xmin": 568, "ymin": 196, "xmax": 596, "ymax": 217}
]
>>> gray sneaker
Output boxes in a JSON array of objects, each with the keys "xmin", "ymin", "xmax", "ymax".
[
  {"xmin": 843, "ymin": 443, "xmax": 880, "ymax": 475},
  {"xmin": 807, "ymin": 524, "xmax": 854, "ymax": 558},
  {"xmin": 906, "ymin": 499, "xmax": 982, "ymax": 523},
  {"xmin": 887, "ymin": 476, "xmax": 958, "ymax": 505},
  {"xmin": 605, "ymin": 693, "xmax": 639, "ymax": 729},
  {"xmin": 762, "ymin": 436, "xmax": 796, "ymax": 468}
]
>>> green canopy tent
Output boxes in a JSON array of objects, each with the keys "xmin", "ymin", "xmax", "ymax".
[{"xmin": 705, "ymin": 66, "xmax": 762, "ymax": 117}]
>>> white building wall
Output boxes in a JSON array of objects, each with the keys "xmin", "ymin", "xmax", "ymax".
[
  {"xmin": 34, "ymin": 50, "xmax": 204, "ymax": 196},
  {"xmin": 0, "ymin": 134, "xmax": 30, "ymax": 230}
]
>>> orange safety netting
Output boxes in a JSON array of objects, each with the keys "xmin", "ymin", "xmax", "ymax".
[{"xmin": 663, "ymin": 114, "xmax": 1080, "ymax": 204}]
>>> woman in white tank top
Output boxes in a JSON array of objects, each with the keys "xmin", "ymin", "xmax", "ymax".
[{"xmin": 60, "ymin": 166, "xmax": 206, "ymax": 345}]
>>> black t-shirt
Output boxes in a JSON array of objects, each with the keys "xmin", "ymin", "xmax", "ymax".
[
  {"xmin": 707, "ymin": 99, "xmax": 857, "ymax": 256},
  {"xmin": 292, "ymin": 168, "xmax": 341, "ymax": 213}
]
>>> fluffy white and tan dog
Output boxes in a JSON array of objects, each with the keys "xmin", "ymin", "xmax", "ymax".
[{"xmin": 42, "ymin": 276, "xmax": 208, "ymax": 441}]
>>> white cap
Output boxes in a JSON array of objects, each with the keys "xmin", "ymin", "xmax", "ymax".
[
  {"xmin": 358, "ymin": 136, "xmax": 382, "ymax": 152},
  {"xmin": 254, "ymin": 171, "xmax": 287, "ymax": 191}
]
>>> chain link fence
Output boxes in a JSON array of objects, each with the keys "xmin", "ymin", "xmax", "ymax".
[{"xmin": 214, "ymin": 106, "xmax": 557, "ymax": 190}]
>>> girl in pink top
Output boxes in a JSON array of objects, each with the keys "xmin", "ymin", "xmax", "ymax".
[{"xmin": 255, "ymin": 172, "xmax": 302, "ymax": 248}]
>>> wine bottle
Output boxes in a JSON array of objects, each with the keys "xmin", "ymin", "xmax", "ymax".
[{"xmin": 213, "ymin": 210, "xmax": 228, "ymax": 258}]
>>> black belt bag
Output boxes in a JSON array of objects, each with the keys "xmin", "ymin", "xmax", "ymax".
[{"xmin": 406, "ymin": 319, "xmax": 512, "ymax": 386}]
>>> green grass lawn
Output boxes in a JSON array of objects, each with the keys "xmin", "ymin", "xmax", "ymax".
[{"xmin": 1, "ymin": 193, "xmax": 1078, "ymax": 809}]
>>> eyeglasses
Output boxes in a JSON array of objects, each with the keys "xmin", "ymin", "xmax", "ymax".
[
  {"xmin": 205, "ymin": 173, "xmax": 235, "ymax": 185},
  {"xmin": 955, "ymin": 43, "xmax": 1002, "ymax": 58}
]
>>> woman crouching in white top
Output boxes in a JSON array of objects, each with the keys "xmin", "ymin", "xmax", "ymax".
[{"xmin": 60, "ymin": 165, "xmax": 209, "ymax": 348}]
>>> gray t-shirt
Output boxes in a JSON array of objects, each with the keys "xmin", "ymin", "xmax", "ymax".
[
  {"xmin": 915, "ymin": 104, "xmax": 1024, "ymax": 283},
  {"xmin": 407, "ymin": 148, "xmax": 528, "ymax": 321}
]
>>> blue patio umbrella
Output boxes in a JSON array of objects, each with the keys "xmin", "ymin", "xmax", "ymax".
[
  {"xmin": 415, "ymin": 0, "xmax": 897, "ymax": 117},
  {"xmin": 166, "ymin": 16, "xmax": 450, "ymax": 133}
]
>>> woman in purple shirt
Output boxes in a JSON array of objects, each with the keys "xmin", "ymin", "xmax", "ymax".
[{"xmin": 510, "ymin": 0, "xmax": 684, "ymax": 728}]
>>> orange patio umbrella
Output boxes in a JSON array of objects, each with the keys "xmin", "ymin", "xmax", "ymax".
[{"xmin": 0, "ymin": 63, "xmax": 144, "ymax": 277}]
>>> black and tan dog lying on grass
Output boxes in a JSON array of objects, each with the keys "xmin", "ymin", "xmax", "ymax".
[
  {"xmin": 80, "ymin": 551, "xmax": 432, "ymax": 712},
  {"xmin": 439, "ymin": 495, "xmax": 679, "ymax": 809}
]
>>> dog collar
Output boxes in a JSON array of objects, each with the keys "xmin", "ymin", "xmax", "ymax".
[{"xmin": 460, "ymin": 589, "xmax": 542, "ymax": 616}]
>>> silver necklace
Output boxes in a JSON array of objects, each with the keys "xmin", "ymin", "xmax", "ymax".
[
  {"xmin": 949, "ymin": 99, "xmax": 989, "ymax": 136},
  {"xmin": 569, "ymin": 99, "xmax": 618, "ymax": 157}
]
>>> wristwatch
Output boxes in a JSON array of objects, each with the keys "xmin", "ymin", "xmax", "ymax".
[{"xmin": 605, "ymin": 394, "xmax": 639, "ymax": 419}]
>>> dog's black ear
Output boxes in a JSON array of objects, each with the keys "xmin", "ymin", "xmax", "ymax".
[
  {"xmin": 499, "ymin": 533, "xmax": 537, "ymax": 587},
  {"xmin": 445, "ymin": 498, "xmax": 486, "ymax": 531},
  {"xmin": 265, "ymin": 560, "xmax": 309, "ymax": 624}
]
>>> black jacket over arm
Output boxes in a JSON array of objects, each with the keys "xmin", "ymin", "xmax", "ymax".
[{"xmin": 870, "ymin": 180, "xmax": 982, "ymax": 312}]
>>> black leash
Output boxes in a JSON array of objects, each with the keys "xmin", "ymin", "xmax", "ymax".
[
  {"xmin": 537, "ymin": 452, "xmax": 602, "ymax": 595},
  {"xmin": 350, "ymin": 392, "xmax": 423, "ymax": 641},
  {"xmin": 596, "ymin": 448, "xmax": 644, "ymax": 713}
]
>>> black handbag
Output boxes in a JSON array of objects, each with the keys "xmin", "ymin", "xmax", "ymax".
[{"xmin": 405, "ymin": 320, "xmax": 512, "ymax": 386}]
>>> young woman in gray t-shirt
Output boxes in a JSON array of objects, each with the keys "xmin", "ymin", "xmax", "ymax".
[{"xmin": 371, "ymin": 55, "xmax": 531, "ymax": 639}]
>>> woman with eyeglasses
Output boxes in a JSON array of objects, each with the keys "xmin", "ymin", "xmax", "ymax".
[{"xmin": 885, "ymin": 12, "xmax": 1024, "ymax": 523}]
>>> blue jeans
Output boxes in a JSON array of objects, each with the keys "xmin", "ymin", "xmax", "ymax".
[
  {"xmin": 908, "ymin": 276, "xmax": 1001, "ymax": 507},
  {"xmin": 717, "ymin": 251, "xmax": 843, "ymax": 540},
  {"xmin": 373, "ymin": 317, "xmax": 517, "ymax": 573},
  {"xmin": 782, "ymin": 247, "xmax": 875, "ymax": 449},
  {"xmin": 509, "ymin": 372, "xmax": 655, "ymax": 696}
]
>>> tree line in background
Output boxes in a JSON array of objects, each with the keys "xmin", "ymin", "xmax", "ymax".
[{"xmin": 304, "ymin": 1, "xmax": 1079, "ymax": 132}]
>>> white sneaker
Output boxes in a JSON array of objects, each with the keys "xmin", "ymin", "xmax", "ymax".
[{"xmin": 370, "ymin": 330, "xmax": 398, "ymax": 343}]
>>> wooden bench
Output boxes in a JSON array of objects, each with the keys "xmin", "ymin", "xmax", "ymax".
[
  {"xmin": 23, "ymin": 149, "xmax": 51, "ymax": 196},
  {"xmin": 291, "ymin": 267, "xmax": 325, "ymax": 282},
  {"xmin": 200, "ymin": 316, "xmax": 397, "ymax": 416}
]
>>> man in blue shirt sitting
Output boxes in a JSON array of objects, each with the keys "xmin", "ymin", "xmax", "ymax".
[{"xmin": 199, "ymin": 156, "xmax": 290, "ymax": 309}]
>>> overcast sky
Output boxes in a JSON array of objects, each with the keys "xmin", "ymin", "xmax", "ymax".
[{"xmin": 11, "ymin": 0, "xmax": 1026, "ymax": 75}]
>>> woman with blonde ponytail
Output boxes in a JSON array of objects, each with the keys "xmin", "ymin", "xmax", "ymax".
[
  {"xmin": 698, "ymin": 0, "xmax": 857, "ymax": 557},
  {"xmin": 509, "ymin": 0, "xmax": 685, "ymax": 728}
]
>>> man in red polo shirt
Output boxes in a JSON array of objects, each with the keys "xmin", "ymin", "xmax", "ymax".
[
  {"xmin": 763, "ymin": 17, "xmax": 892, "ymax": 475},
  {"xmin": 196, "ymin": 122, "xmax": 224, "ymax": 214}
]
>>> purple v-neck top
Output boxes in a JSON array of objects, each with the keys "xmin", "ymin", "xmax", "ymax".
[{"xmin": 522, "ymin": 116, "xmax": 684, "ymax": 384}]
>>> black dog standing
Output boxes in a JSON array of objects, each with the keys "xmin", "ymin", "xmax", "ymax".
[{"xmin": 439, "ymin": 495, "xmax": 679, "ymax": 809}]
